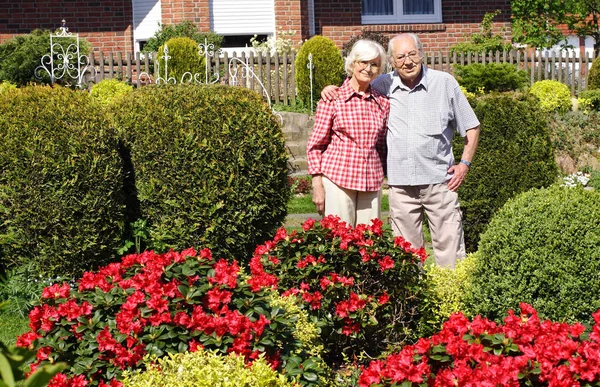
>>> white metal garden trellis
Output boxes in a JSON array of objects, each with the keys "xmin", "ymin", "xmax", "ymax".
[{"xmin": 34, "ymin": 20, "xmax": 96, "ymax": 88}]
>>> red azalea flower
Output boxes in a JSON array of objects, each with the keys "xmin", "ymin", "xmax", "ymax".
[
  {"xmin": 209, "ymin": 259, "xmax": 239, "ymax": 288},
  {"xmin": 377, "ymin": 255, "xmax": 395, "ymax": 272},
  {"xmin": 42, "ymin": 283, "xmax": 70, "ymax": 299},
  {"xmin": 48, "ymin": 373, "xmax": 68, "ymax": 387},
  {"xmin": 16, "ymin": 331, "xmax": 39, "ymax": 349},
  {"xmin": 199, "ymin": 247, "xmax": 212, "ymax": 260},
  {"xmin": 377, "ymin": 292, "xmax": 390, "ymax": 305},
  {"xmin": 302, "ymin": 218, "xmax": 316, "ymax": 231}
]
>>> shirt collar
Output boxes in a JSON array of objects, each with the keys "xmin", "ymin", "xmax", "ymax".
[
  {"xmin": 338, "ymin": 77, "xmax": 376, "ymax": 102},
  {"xmin": 391, "ymin": 64, "xmax": 429, "ymax": 91}
]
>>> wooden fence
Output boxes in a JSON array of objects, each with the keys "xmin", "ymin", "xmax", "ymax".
[{"xmin": 87, "ymin": 49, "xmax": 597, "ymax": 102}]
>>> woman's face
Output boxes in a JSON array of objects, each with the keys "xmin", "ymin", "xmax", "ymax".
[{"xmin": 352, "ymin": 57, "xmax": 381, "ymax": 85}]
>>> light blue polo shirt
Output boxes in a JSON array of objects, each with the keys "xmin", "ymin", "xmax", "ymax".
[{"xmin": 371, "ymin": 65, "xmax": 480, "ymax": 186}]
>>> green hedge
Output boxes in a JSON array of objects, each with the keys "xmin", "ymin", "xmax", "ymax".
[
  {"xmin": 0, "ymin": 86, "xmax": 124, "ymax": 277},
  {"xmin": 466, "ymin": 185, "xmax": 600, "ymax": 324},
  {"xmin": 454, "ymin": 93, "xmax": 557, "ymax": 252},
  {"xmin": 113, "ymin": 84, "xmax": 289, "ymax": 262},
  {"xmin": 453, "ymin": 63, "xmax": 529, "ymax": 93}
]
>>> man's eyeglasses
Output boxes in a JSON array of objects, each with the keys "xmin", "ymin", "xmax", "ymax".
[
  {"xmin": 356, "ymin": 61, "xmax": 379, "ymax": 71},
  {"xmin": 395, "ymin": 51, "xmax": 421, "ymax": 64}
]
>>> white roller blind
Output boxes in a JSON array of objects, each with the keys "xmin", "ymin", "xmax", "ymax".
[
  {"xmin": 210, "ymin": 0, "xmax": 275, "ymax": 35},
  {"xmin": 133, "ymin": 0, "xmax": 162, "ymax": 41}
]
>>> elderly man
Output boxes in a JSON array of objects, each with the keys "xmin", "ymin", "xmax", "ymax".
[{"xmin": 323, "ymin": 33, "xmax": 480, "ymax": 268}]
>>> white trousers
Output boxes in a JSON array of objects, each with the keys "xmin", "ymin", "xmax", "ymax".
[{"xmin": 322, "ymin": 176, "xmax": 381, "ymax": 227}]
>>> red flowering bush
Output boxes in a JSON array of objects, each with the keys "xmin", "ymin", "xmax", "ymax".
[
  {"xmin": 248, "ymin": 215, "xmax": 427, "ymax": 367},
  {"xmin": 16, "ymin": 248, "xmax": 324, "ymax": 386},
  {"xmin": 359, "ymin": 303, "xmax": 600, "ymax": 387}
]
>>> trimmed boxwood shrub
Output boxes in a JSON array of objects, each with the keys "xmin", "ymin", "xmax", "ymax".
[
  {"xmin": 453, "ymin": 93, "xmax": 557, "ymax": 252},
  {"xmin": 90, "ymin": 79, "xmax": 134, "ymax": 107},
  {"xmin": 453, "ymin": 63, "xmax": 528, "ymax": 93},
  {"xmin": 466, "ymin": 185, "xmax": 600, "ymax": 324},
  {"xmin": 0, "ymin": 86, "xmax": 124, "ymax": 278},
  {"xmin": 529, "ymin": 79, "xmax": 572, "ymax": 113},
  {"xmin": 295, "ymin": 35, "xmax": 345, "ymax": 109},
  {"xmin": 588, "ymin": 55, "xmax": 600, "ymax": 90},
  {"xmin": 113, "ymin": 84, "xmax": 289, "ymax": 262},
  {"xmin": 157, "ymin": 37, "xmax": 206, "ymax": 83}
]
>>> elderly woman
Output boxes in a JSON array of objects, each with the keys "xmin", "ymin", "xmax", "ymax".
[{"xmin": 306, "ymin": 39, "xmax": 389, "ymax": 227}]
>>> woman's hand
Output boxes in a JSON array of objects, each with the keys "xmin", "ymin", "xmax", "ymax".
[{"xmin": 311, "ymin": 175, "xmax": 325, "ymax": 215}]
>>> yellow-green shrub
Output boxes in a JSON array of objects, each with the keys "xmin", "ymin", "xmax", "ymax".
[
  {"xmin": 529, "ymin": 80, "xmax": 572, "ymax": 113},
  {"xmin": 295, "ymin": 36, "xmax": 345, "ymax": 109},
  {"xmin": 157, "ymin": 37, "xmax": 205, "ymax": 83},
  {"xmin": 121, "ymin": 349, "xmax": 297, "ymax": 387},
  {"xmin": 421, "ymin": 254, "xmax": 477, "ymax": 331},
  {"xmin": 90, "ymin": 79, "xmax": 133, "ymax": 107},
  {"xmin": 0, "ymin": 81, "xmax": 16, "ymax": 94}
]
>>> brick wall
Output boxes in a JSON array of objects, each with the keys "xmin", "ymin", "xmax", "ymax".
[
  {"xmin": 161, "ymin": 0, "xmax": 210, "ymax": 30},
  {"xmin": 312, "ymin": 0, "xmax": 511, "ymax": 53},
  {"xmin": 0, "ymin": 0, "xmax": 134, "ymax": 52},
  {"xmin": 274, "ymin": 0, "xmax": 310, "ymax": 46}
]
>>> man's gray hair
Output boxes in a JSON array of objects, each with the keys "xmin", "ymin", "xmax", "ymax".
[
  {"xmin": 344, "ymin": 39, "xmax": 387, "ymax": 77},
  {"xmin": 388, "ymin": 33, "xmax": 424, "ymax": 59}
]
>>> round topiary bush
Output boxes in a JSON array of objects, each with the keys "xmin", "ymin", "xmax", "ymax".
[
  {"xmin": 90, "ymin": 78, "xmax": 134, "ymax": 107},
  {"xmin": 295, "ymin": 35, "xmax": 345, "ymax": 109},
  {"xmin": 157, "ymin": 37, "xmax": 205, "ymax": 83},
  {"xmin": 587, "ymin": 55, "xmax": 600, "ymax": 90},
  {"xmin": 466, "ymin": 184, "xmax": 600, "ymax": 324},
  {"xmin": 0, "ymin": 85, "xmax": 124, "ymax": 278},
  {"xmin": 112, "ymin": 84, "xmax": 289, "ymax": 262},
  {"xmin": 529, "ymin": 79, "xmax": 572, "ymax": 113},
  {"xmin": 453, "ymin": 93, "xmax": 557, "ymax": 252}
]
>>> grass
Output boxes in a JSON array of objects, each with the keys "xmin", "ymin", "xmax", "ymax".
[
  {"xmin": 288, "ymin": 193, "xmax": 390, "ymax": 214},
  {"xmin": 0, "ymin": 312, "xmax": 29, "ymax": 345}
]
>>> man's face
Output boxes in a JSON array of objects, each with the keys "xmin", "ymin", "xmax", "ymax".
[{"xmin": 391, "ymin": 36, "xmax": 423, "ymax": 84}]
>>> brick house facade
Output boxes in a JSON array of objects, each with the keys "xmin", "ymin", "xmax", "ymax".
[{"xmin": 0, "ymin": 0, "xmax": 511, "ymax": 54}]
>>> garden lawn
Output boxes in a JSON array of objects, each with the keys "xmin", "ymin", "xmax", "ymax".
[
  {"xmin": 0, "ymin": 312, "xmax": 29, "ymax": 346},
  {"xmin": 288, "ymin": 193, "xmax": 390, "ymax": 214}
]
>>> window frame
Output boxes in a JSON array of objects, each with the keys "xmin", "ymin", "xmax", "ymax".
[{"xmin": 361, "ymin": 0, "xmax": 442, "ymax": 24}]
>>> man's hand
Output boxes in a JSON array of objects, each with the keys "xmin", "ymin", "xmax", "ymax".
[
  {"xmin": 320, "ymin": 85, "xmax": 339, "ymax": 102},
  {"xmin": 311, "ymin": 175, "xmax": 325, "ymax": 215},
  {"xmin": 447, "ymin": 163, "xmax": 469, "ymax": 191}
]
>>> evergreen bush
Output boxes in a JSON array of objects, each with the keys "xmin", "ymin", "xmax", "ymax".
[
  {"xmin": 587, "ymin": 55, "xmax": 600, "ymax": 90},
  {"xmin": 342, "ymin": 31, "xmax": 390, "ymax": 57},
  {"xmin": 453, "ymin": 93, "xmax": 557, "ymax": 252},
  {"xmin": 578, "ymin": 89, "xmax": 600, "ymax": 112},
  {"xmin": 0, "ymin": 86, "xmax": 124, "ymax": 278},
  {"xmin": 453, "ymin": 63, "xmax": 528, "ymax": 93},
  {"xmin": 142, "ymin": 20, "xmax": 222, "ymax": 54},
  {"xmin": 90, "ymin": 79, "xmax": 134, "ymax": 107},
  {"xmin": 122, "ymin": 349, "xmax": 297, "ymax": 387},
  {"xmin": 295, "ymin": 36, "xmax": 345, "ymax": 110},
  {"xmin": 157, "ymin": 37, "xmax": 206, "ymax": 83},
  {"xmin": 466, "ymin": 185, "xmax": 600, "ymax": 324},
  {"xmin": 113, "ymin": 84, "xmax": 289, "ymax": 263},
  {"xmin": 0, "ymin": 80, "xmax": 16, "ymax": 94},
  {"xmin": 529, "ymin": 79, "xmax": 572, "ymax": 113},
  {"xmin": 0, "ymin": 29, "xmax": 89, "ymax": 86}
]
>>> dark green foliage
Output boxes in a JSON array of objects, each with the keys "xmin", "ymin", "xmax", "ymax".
[
  {"xmin": 579, "ymin": 89, "xmax": 600, "ymax": 112},
  {"xmin": 295, "ymin": 36, "xmax": 345, "ymax": 109},
  {"xmin": 450, "ymin": 10, "xmax": 513, "ymax": 54},
  {"xmin": 0, "ymin": 29, "xmax": 89, "ymax": 86},
  {"xmin": 588, "ymin": 56, "xmax": 600, "ymax": 90},
  {"xmin": 466, "ymin": 185, "xmax": 600, "ymax": 324},
  {"xmin": 453, "ymin": 63, "xmax": 529, "ymax": 93},
  {"xmin": 113, "ymin": 84, "xmax": 289, "ymax": 263},
  {"xmin": 158, "ymin": 37, "xmax": 206, "ymax": 83},
  {"xmin": 142, "ymin": 20, "xmax": 223, "ymax": 54},
  {"xmin": 342, "ymin": 31, "xmax": 390, "ymax": 57},
  {"xmin": 0, "ymin": 86, "xmax": 125, "ymax": 278},
  {"xmin": 454, "ymin": 93, "xmax": 557, "ymax": 252}
]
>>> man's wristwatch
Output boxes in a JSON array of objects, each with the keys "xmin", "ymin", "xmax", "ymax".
[{"xmin": 460, "ymin": 159, "xmax": 472, "ymax": 168}]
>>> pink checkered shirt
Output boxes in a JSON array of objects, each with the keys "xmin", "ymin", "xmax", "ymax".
[{"xmin": 307, "ymin": 78, "xmax": 390, "ymax": 192}]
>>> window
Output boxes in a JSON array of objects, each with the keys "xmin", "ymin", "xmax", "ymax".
[{"xmin": 361, "ymin": 0, "xmax": 442, "ymax": 24}]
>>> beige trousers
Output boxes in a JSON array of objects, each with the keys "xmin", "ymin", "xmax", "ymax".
[
  {"xmin": 322, "ymin": 177, "xmax": 381, "ymax": 227},
  {"xmin": 388, "ymin": 183, "xmax": 466, "ymax": 268}
]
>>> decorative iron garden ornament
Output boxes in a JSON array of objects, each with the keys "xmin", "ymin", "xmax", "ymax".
[{"xmin": 34, "ymin": 20, "xmax": 96, "ymax": 88}]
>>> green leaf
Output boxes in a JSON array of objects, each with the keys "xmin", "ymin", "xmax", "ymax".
[
  {"xmin": 24, "ymin": 362, "xmax": 67, "ymax": 387},
  {"xmin": 0, "ymin": 352, "xmax": 15, "ymax": 387}
]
